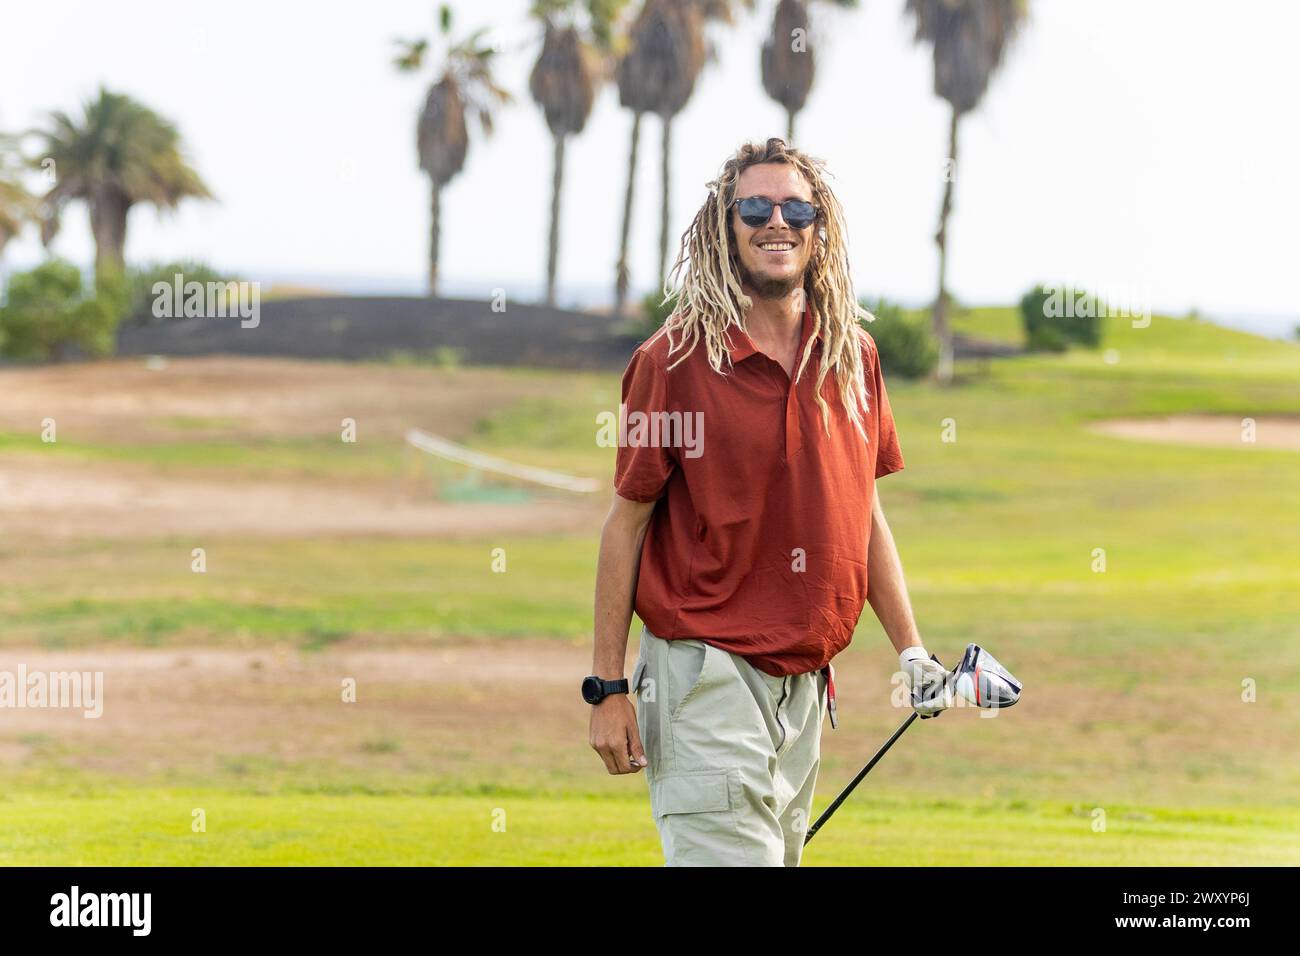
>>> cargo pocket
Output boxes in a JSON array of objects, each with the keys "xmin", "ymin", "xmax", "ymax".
[
  {"xmin": 650, "ymin": 769, "xmax": 734, "ymax": 818},
  {"xmin": 650, "ymin": 769, "xmax": 749, "ymax": 865}
]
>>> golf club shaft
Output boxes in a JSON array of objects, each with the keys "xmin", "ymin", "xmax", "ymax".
[{"xmin": 803, "ymin": 711, "xmax": 917, "ymax": 846}]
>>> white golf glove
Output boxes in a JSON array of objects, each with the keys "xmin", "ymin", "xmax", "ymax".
[{"xmin": 899, "ymin": 646, "xmax": 954, "ymax": 719}]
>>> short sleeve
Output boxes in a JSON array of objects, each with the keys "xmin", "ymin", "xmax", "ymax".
[
  {"xmin": 868, "ymin": 339, "xmax": 905, "ymax": 479},
  {"xmin": 613, "ymin": 349, "xmax": 677, "ymax": 501}
]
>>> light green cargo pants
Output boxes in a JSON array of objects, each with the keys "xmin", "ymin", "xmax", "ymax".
[{"xmin": 632, "ymin": 626, "xmax": 827, "ymax": 866}]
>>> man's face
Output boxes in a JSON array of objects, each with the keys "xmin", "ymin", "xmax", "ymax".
[{"xmin": 731, "ymin": 162, "xmax": 816, "ymax": 300}]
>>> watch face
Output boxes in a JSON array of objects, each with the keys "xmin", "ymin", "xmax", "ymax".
[{"xmin": 581, "ymin": 676, "xmax": 603, "ymax": 704}]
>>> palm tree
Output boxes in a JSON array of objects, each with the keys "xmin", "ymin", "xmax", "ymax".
[
  {"xmin": 0, "ymin": 133, "xmax": 36, "ymax": 259},
  {"xmin": 33, "ymin": 88, "xmax": 212, "ymax": 276},
  {"xmin": 396, "ymin": 5, "xmax": 510, "ymax": 297},
  {"xmin": 760, "ymin": 0, "xmax": 857, "ymax": 143},
  {"xmin": 529, "ymin": 1, "xmax": 625, "ymax": 307},
  {"xmin": 906, "ymin": 0, "xmax": 1027, "ymax": 383},
  {"xmin": 612, "ymin": 0, "xmax": 707, "ymax": 317}
]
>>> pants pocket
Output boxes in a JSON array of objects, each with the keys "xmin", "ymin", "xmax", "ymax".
[
  {"xmin": 631, "ymin": 651, "xmax": 649, "ymax": 700},
  {"xmin": 651, "ymin": 770, "xmax": 733, "ymax": 817},
  {"xmin": 668, "ymin": 640, "xmax": 715, "ymax": 722},
  {"xmin": 651, "ymin": 769, "xmax": 753, "ymax": 866}
]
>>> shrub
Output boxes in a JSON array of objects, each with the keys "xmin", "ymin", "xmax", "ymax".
[
  {"xmin": 641, "ymin": 289, "xmax": 678, "ymax": 332},
  {"xmin": 860, "ymin": 298, "xmax": 938, "ymax": 379},
  {"xmin": 1025, "ymin": 318, "xmax": 1068, "ymax": 353},
  {"xmin": 126, "ymin": 259, "xmax": 237, "ymax": 324},
  {"xmin": 1020, "ymin": 284, "xmax": 1104, "ymax": 351},
  {"xmin": 0, "ymin": 259, "xmax": 128, "ymax": 361}
]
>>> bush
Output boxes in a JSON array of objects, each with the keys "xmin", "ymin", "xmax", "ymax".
[
  {"xmin": 0, "ymin": 259, "xmax": 128, "ymax": 361},
  {"xmin": 126, "ymin": 260, "xmax": 237, "ymax": 324},
  {"xmin": 859, "ymin": 298, "xmax": 938, "ymax": 379},
  {"xmin": 1025, "ymin": 318, "xmax": 1068, "ymax": 352},
  {"xmin": 1020, "ymin": 284, "xmax": 1104, "ymax": 352},
  {"xmin": 642, "ymin": 289, "xmax": 678, "ymax": 332}
]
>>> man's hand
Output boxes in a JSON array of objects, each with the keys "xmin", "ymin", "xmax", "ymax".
[
  {"xmin": 589, "ymin": 694, "xmax": 648, "ymax": 774},
  {"xmin": 899, "ymin": 646, "xmax": 953, "ymax": 719}
]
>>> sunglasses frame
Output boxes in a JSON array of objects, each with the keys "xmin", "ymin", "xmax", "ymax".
[{"xmin": 732, "ymin": 196, "xmax": 819, "ymax": 230}]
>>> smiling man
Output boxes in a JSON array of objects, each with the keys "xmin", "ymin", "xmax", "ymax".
[{"xmin": 585, "ymin": 138, "xmax": 950, "ymax": 866}]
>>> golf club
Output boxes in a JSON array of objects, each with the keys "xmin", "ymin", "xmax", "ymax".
[{"xmin": 803, "ymin": 643, "xmax": 1022, "ymax": 845}]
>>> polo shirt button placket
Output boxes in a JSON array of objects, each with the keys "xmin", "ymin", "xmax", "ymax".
[{"xmin": 781, "ymin": 356, "xmax": 804, "ymax": 461}]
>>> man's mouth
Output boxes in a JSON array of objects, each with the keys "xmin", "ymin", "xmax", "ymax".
[{"xmin": 757, "ymin": 240, "xmax": 796, "ymax": 253}]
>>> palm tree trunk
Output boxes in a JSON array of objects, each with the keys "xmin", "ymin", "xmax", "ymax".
[
  {"xmin": 545, "ymin": 132, "xmax": 566, "ymax": 308},
  {"xmin": 90, "ymin": 191, "xmax": 129, "ymax": 276},
  {"xmin": 428, "ymin": 180, "xmax": 441, "ymax": 297},
  {"xmin": 933, "ymin": 108, "xmax": 959, "ymax": 384},
  {"xmin": 614, "ymin": 111, "xmax": 642, "ymax": 319},
  {"xmin": 658, "ymin": 116, "xmax": 672, "ymax": 289}
]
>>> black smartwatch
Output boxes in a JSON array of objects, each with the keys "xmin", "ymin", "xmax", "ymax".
[{"xmin": 582, "ymin": 675, "xmax": 630, "ymax": 705}]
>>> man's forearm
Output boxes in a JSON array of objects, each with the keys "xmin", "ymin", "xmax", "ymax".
[
  {"xmin": 866, "ymin": 491, "xmax": 923, "ymax": 655},
  {"xmin": 592, "ymin": 509, "xmax": 652, "ymax": 680}
]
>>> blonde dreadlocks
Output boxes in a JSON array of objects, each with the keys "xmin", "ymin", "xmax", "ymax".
[{"xmin": 662, "ymin": 138, "xmax": 872, "ymax": 439}]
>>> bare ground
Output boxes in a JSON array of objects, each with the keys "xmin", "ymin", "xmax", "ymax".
[
  {"xmin": 0, "ymin": 355, "xmax": 563, "ymax": 445},
  {"xmin": 0, "ymin": 453, "xmax": 596, "ymax": 540},
  {"xmin": 2, "ymin": 640, "xmax": 1293, "ymax": 806},
  {"xmin": 1091, "ymin": 414, "xmax": 1300, "ymax": 451},
  {"xmin": 0, "ymin": 357, "xmax": 606, "ymax": 540}
]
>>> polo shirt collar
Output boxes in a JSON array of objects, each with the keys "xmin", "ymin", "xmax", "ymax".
[{"xmin": 726, "ymin": 297, "xmax": 816, "ymax": 365}]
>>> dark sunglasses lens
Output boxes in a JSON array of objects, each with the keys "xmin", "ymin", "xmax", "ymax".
[
  {"xmin": 782, "ymin": 200, "xmax": 816, "ymax": 229},
  {"xmin": 737, "ymin": 197, "xmax": 773, "ymax": 226}
]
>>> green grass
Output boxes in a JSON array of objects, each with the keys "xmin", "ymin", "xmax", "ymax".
[
  {"xmin": 0, "ymin": 431, "xmax": 404, "ymax": 481},
  {"xmin": 11, "ymin": 309, "xmax": 1275, "ymax": 662},
  {"xmin": 0, "ymin": 536, "xmax": 598, "ymax": 646},
  {"xmin": 3, "ymin": 309, "xmax": 1299, "ymax": 864},
  {"xmin": 2, "ymin": 790, "xmax": 1295, "ymax": 866}
]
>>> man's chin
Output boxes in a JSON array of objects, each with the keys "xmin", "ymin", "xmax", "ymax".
[{"xmin": 739, "ymin": 267, "xmax": 804, "ymax": 300}]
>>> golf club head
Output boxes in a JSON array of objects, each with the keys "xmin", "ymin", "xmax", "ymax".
[{"xmin": 951, "ymin": 644, "xmax": 1022, "ymax": 709}]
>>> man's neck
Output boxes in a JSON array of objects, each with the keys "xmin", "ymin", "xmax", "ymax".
[
  {"xmin": 742, "ymin": 287, "xmax": 804, "ymax": 349},
  {"xmin": 741, "ymin": 285, "xmax": 805, "ymax": 376}
]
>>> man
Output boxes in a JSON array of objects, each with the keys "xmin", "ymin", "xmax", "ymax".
[{"xmin": 584, "ymin": 138, "xmax": 949, "ymax": 866}]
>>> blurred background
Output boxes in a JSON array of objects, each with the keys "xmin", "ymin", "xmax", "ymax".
[{"xmin": 0, "ymin": 0, "xmax": 1297, "ymax": 865}]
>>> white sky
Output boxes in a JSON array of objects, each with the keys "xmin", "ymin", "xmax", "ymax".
[{"xmin": 2, "ymin": 0, "xmax": 1297, "ymax": 318}]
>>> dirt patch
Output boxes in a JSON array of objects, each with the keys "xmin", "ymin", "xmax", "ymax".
[
  {"xmin": 0, "ymin": 454, "xmax": 597, "ymax": 540},
  {"xmin": 0, "ymin": 642, "xmax": 611, "ymax": 779},
  {"xmin": 1090, "ymin": 415, "xmax": 1300, "ymax": 451},
  {"xmin": 1, "ymin": 639, "xmax": 1291, "ymax": 804},
  {"xmin": 0, "ymin": 357, "xmax": 608, "ymax": 540},
  {"xmin": 0, "ymin": 355, "xmax": 561, "ymax": 445}
]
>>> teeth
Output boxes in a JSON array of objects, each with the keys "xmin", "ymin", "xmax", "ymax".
[{"xmin": 759, "ymin": 242, "xmax": 794, "ymax": 251}]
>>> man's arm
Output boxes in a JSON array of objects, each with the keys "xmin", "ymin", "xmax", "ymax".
[
  {"xmin": 589, "ymin": 493, "xmax": 656, "ymax": 774},
  {"xmin": 866, "ymin": 489, "xmax": 923, "ymax": 655},
  {"xmin": 867, "ymin": 489, "xmax": 953, "ymax": 716}
]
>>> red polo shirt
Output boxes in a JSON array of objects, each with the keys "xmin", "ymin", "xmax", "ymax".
[{"xmin": 613, "ymin": 303, "xmax": 904, "ymax": 677}]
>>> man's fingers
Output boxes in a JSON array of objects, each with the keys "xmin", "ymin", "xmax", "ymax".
[
  {"xmin": 591, "ymin": 700, "xmax": 647, "ymax": 775},
  {"xmin": 627, "ymin": 726, "xmax": 647, "ymax": 771},
  {"xmin": 592, "ymin": 739, "xmax": 621, "ymax": 775}
]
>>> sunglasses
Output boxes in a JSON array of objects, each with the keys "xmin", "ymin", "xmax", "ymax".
[{"xmin": 733, "ymin": 196, "xmax": 818, "ymax": 230}]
